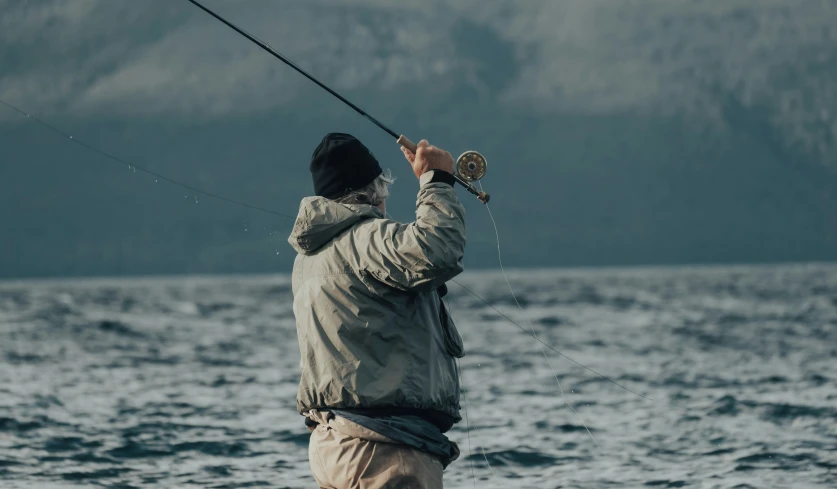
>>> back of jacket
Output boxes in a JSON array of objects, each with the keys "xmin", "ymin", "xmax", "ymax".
[{"xmin": 288, "ymin": 171, "xmax": 467, "ymax": 428}]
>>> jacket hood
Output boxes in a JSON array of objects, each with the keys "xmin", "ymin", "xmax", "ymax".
[{"xmin": 288, "ymin": 196, "xmax": 383, "ymax": 255}]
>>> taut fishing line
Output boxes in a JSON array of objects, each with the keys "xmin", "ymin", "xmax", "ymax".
[{"xmin": 480, "ymin": 191, "xmax": 601, "ymax": 451}]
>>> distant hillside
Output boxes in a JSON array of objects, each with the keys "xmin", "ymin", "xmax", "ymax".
[{"xmin": 1, "ymin": 0, "xmax": 835, "ymax": 278}]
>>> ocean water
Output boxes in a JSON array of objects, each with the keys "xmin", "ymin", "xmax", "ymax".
[{"xmin": 1, "ymin": 264, "xmax": 836, "ymax": 488}]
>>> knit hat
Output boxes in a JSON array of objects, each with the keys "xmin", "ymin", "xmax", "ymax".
[{"xmin": 310, "ymin": 133, "xmax": 383, "ymax": 199}]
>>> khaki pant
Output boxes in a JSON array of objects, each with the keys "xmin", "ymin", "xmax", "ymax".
[{"xmin": 306, "ymin": 410, "xmax": 444, "ymax": 489}]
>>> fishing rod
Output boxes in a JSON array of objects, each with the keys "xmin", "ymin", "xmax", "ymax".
[{"xmin": 185, "ymin": 0, "xmax": 491, "ymax": 204}]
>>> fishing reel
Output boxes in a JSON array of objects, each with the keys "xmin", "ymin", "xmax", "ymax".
[
  {"xmin": 456, "ymin": 151, "xmax": 487, "ymax": 182},
  {"xmin": 397, "ymin": 136, "xmax": 490, "ymax": 204},
  {"xmin": 455, "ymin": 150, "xmax": 490, "ymax": 204}
]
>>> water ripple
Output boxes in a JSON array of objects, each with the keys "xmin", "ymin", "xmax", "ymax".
[{"xmin": 1, "ymin": 265, "xmax": 835, "ymax": 487}]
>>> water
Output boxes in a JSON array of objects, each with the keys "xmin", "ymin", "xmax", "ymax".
[{"xmin": 1, "ymin": 264, "xmax": 836, "ymax": 488}]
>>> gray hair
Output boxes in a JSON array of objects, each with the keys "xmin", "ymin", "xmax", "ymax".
[{"xmin": 332, "ymin": 169, "xmax": 395, "ymax": 206}]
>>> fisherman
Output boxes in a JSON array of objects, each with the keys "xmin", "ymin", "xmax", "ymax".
[{"xmin": 288, "ymin": 133, "xmax": 467, "ymax": 489}]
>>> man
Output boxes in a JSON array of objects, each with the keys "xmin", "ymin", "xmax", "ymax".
[{"xmin": 287, "ymin": 132, "xmax": 467, "ymax": 488}]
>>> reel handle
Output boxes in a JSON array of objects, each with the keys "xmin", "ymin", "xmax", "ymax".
[{"xmin": 397, "ymin": 134, "xmax": 491, "ymax": 204}]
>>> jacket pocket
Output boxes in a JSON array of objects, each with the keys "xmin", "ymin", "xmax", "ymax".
[{"xmin": 439, "ymin": 297, "xmax": 464, "ymax": 358}]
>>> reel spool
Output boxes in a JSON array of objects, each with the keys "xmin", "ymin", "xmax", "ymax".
[{"xmin": 456, "ymin": 151, "xmax": 487, "ymax": 181}]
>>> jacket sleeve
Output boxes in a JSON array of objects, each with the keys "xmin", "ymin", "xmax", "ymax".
[{"xmin": 355, "ymin": 170, "xmax": 467, "ymax": 293}]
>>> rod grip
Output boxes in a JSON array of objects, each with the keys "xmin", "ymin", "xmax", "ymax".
[{"xmin": 397, "ymin": 135, "xmax": 418, "ymax": 153}]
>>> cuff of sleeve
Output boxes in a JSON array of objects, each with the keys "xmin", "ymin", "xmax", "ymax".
[{"xmin": 420, "ymin": 170, "xmax": 456, "ymax": 187}]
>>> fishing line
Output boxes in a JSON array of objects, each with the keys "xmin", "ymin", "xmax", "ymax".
[
  {"xmin": 458, "ymin": 360, "xmax": 479, "ymax": 489},
  {"xmin": 476, "ymin": 187, "xmax": 601, "ymax": 451},
  {"xmin": 449, "ymin": 301, "xmax": 496, "ymax": 486},
  {"xmin": 450, "ymin": 278, "xmax": 659, "ymax": 405},
  {"xmin": 458, "ymin": 363, "xmax": 500, "ymax": 486},
  {"xmin": 0, "ymin": 98, "xmax": 295, "ymax": 220},
  {"xmin": 383, "ymin": 211, "xmax": 495, "ymax": 484}
]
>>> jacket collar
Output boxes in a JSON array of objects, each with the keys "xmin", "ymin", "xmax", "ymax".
[{"xmin": 288, "ymin": 196, "xmax": 383, "ymax": 255}]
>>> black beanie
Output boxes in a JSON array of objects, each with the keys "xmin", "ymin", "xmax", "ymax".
[{"xmin": 310, "ymin": 133, "xmax": 383, "ymax": 199}]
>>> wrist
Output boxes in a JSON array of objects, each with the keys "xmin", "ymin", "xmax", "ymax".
[{"xmin": 420, "ymin": 169, "xmax": 456, "ymax": 187}]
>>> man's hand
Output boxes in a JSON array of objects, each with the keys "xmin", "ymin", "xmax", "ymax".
[{"xmin": 401, "ymin": 140, "xmax": 455, "ymax": 180}]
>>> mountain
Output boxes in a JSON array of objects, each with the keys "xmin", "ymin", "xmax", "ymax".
[{"xmin": 1, "ymin": 0, "xmax": 835, "ymax": 278}]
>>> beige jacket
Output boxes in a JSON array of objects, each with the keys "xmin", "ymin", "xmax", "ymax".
[{"xmin": 288, "ymin": 171, "xmax": 467, "ymax": 428}]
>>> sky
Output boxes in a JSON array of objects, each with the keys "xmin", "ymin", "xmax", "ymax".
[{"xmin": 1, "ymin": 0, "xmax": 836, "ymax": 278}]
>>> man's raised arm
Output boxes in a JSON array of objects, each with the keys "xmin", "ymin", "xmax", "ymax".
[{"xmin": 355, "ymin": 140, "xmax": 467, "ymax": 292}]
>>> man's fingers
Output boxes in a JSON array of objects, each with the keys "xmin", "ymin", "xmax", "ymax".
[{"xmin": 401, "ymin": 146, "xmax": 416, "ymax": 163}]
